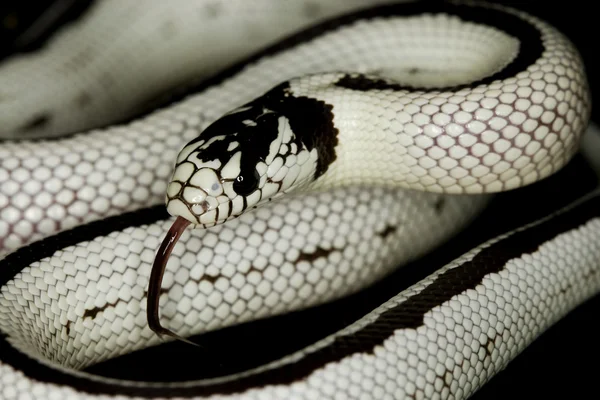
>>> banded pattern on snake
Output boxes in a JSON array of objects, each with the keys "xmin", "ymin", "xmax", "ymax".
[{"xmin": 0, "ymin": 0, "xmax": 597, "ymax": 399}]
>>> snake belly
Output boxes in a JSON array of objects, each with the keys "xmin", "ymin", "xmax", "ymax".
[{"xmin": 0, "ymin": 1, "xmax": 596, "ymax": 400}]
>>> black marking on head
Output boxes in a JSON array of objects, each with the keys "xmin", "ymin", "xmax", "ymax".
[
  {"xmin": 185, "ymin": 81, "xmax": 338, "ymax": 189},
  {"xmin": 64, "ymin": 320, "xmax": 71, "ymax": 336},
  {"xmin": 233, "ymin": 168, "xmax": 260, "ymax": 196},
  {"xmin": 185, "ymin": 102, "xmax": 279, "ymax": 198},
  {"xmin": 279, "ymin": 92, "xmax": 338, "ymax": 179},
  {"xmin": 18, "ymin": 113, "xmax": 51, "ymax": 132}
]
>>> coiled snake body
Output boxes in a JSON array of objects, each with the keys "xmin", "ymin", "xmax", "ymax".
[{"xmin": 0, "ymin": 0, "xmax": 597, "ymax": 399}]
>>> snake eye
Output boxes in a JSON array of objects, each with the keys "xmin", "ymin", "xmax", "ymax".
[{"xmin": 233, "ymin": 169, "xmax": 260, "ymax": 196}]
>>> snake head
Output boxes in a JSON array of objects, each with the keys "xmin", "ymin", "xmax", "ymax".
[
  {"xmin": 165, "ymin": 93, "xmax": 320, "ymax": 227},
  {"xmin": 150, "ymin": 85, "xmax": 328, "ymax": 343}
]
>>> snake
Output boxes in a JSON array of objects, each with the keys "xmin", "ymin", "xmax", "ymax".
[{"xmin": 0, "ymin": 0, "xmax": 597, "ymax": 399}]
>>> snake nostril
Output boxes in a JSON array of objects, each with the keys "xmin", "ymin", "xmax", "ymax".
[
  {"xmin": 192, "ymin": 200, "xmax": 210, "ymax": 215},
  {"xmin": 200, "ymin": 200, "xmax": 210, "ymax": 211}
]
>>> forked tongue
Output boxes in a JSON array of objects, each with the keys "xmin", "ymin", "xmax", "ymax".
[{"xmin": 147, "ymin": 216, "xmax": 200, "ymax": 347}]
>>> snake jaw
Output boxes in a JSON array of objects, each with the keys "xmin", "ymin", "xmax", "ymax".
[{"xmin": 147, "ymin": 216, "xmax": 201, "ymax": 347}]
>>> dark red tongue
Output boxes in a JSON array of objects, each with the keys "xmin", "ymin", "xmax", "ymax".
[{"xmin": 147, "ymin": 216, "xmax": 200, "ymax": 347}]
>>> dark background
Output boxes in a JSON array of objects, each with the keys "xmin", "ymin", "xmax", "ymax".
[{"xmin": 0, "ymin": 1, "xmax": 598, "ymax": 398}]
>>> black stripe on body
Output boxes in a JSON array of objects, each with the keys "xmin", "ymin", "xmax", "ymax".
[
  {"xmin": 0, "ymin": 186, "xmax": 598, "ymax": 397},
  {"xmin": 164, "ymin": 0, "xmax": 544, "ymax": 109},
  {"xmin": 333, "ymin": 2, "xmax": 545, "ymax": 93},
  {"xmin": 0, "ymin": 1, "xmax": 580, "ymax": 397},
  {"xmin": 28, "ymin": 0, "xmax": 545, "ymax": 141}
]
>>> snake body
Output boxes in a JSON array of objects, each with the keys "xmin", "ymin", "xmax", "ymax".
[{"xmin": 0, "ymin": 0, "xmax": 597, "ymax": 399}]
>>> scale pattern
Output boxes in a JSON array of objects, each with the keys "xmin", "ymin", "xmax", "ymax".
[
  {"xmin": 286, "ymin": 58, "xmax": 589, "ymax": 195},
  {"xmin": 0, "ymin": 4, "xmax": 590, "ymax": 255},
  {"xmin": 0, "ymin": 190, "xmax": 598, "ymax": 399},
  {"xmin": 0, "ymin": 188, "xmax": 485, "ymax": 370},
  {"xmin": 0, "ymin": 1, "xmax": 595, "ymax": 399},
  {"xmin": 0, "ymin": 0, "xmax": 401, "ymax": 255}
]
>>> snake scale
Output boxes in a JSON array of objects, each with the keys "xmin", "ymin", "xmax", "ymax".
[{"xmin": 0, "ymin": 0, "xmax": 598, "ymax": 399}]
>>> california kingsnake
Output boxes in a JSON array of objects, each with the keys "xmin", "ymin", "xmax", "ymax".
[{"xmin": 0, "ymin": 1, "xmax": 597, "ymax": 399}]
